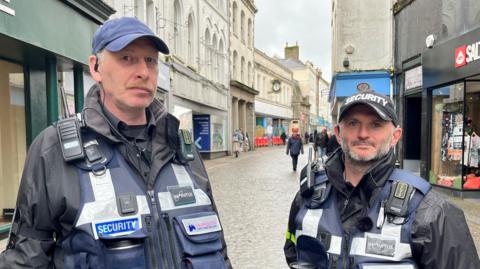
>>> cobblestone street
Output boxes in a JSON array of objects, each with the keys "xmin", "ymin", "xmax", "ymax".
[{"xmin": 204, "ymin": 146, "xmax": 310, "ymax": 269}]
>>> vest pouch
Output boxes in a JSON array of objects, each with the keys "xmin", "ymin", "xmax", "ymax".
[
  {"xmin": 102, "ymin": 238, "xmax": 148, "ymax": 269},
  {"xmin": 173, "ymin": 211, "xmax": 226, "ymax": 268},
  {"xmin": 296, "ymin": 235, "xmax": 329, "ymax": 269},
  {"xmin": 183, "ymin": 252, "xmax": 227, "ymax": 269},
  {"xmin": 357, "ymin": 262, "xmax": 416, "ymax": 269}
]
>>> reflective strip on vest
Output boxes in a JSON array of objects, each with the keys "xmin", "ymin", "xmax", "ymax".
[
  {"xmin": 172, "ymin": 163, "xmax": 194, "ymax": 186},
  {"xmin": 350, "ymin": 210, "xmax": 412, "ymax": 261},
  {"xmin": 361, "ymin": 264, "xmax": 415, "ymax": 269},
  {"xmin": 76, "ymin": 169, "xmax": 150, "ymax": 227},
  {"xmin": 286, "ymin": 230, "xmax": 296, "ymax": 244},
  {"xmin": 158, "ymin": 163, "xmax": 212, "ymax": 211},
  {"xmin": 295, "ymin": 208, "xmax": 342, "ymax": 255}
]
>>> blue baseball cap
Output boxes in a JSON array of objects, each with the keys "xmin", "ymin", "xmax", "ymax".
[{"xmin": 92, "ymin": 17, "xmax": 169, "ymax": 54}]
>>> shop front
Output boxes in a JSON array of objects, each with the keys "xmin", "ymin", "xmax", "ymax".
[
  {"xmin": 423, "ymin": 26, "xmax": 480, "ymax": 197},
  {"xmin": 0, "ymin": 0, "xmax": 113, "ymax": 229}
]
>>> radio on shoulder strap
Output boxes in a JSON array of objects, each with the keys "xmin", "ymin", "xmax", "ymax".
[
  {"xmin": 177, "ymin": 129, "xmax": 194, "ymax": 162},
  {"xmin": 56, "ymin": 116, "xmax": 85, "ymax": 162}
]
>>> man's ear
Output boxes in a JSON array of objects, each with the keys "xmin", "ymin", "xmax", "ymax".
[
  {"xmin": 334, "ymin": 125, "xmax": 342, "ymax": 146},
  {"xmin": 390, "ymin": 127, "xmax": 403, "ymax": 146},
  {"xmin": 88, "ymin": 55, "xmax": 102, "ymax": 83}
]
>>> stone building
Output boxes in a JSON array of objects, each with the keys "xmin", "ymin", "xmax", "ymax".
[
  {"xmin": 229, "ymin": 0, "xmax": 258, "ymax": 151},
  {"xmin": 105, "ymin": 0, "xmax": 231, "ymax": 159}
]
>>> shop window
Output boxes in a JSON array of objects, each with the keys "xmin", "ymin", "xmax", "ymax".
[
  {"xmin": 463, "ymin": 81, "xmax": 480, "ymax": 189},
  {"xmin": 430, "ymin": 83, "xmax": 464, "ymax": 189},
  {"xmin": 0, "ymin": 60, "xmax": 26, "ymax": 218}
]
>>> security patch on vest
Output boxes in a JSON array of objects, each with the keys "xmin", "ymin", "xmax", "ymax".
[
  {"xmin": 92, "ymin": 216, "xmax": 141, "ymax": 239},
  {"xmin": 182, "ymin": 214, "xmax": 222, "ymax": 236},
  {"xmin": 169, "ymin": 185, "xmax": 196, "ymax": 206},
  {"xmin": 365, "ymin": 234, "xmax": 396, "ymax": 257}
]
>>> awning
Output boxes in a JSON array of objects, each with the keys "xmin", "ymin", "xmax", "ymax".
[{"xmin": 329, "ymin": 71, "xmax": 391, "ymax": 101}]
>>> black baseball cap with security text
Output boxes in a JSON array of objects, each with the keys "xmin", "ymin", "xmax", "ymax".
[{"xmin": 338, "ymin": 91, "xmax": 399, "ymax": 126}]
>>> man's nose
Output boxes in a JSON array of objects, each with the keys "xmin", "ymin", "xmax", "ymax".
[
  {"xmin": 135, "ymin": 60, "xmax": 150, "ymax": 79},
  {"xmin": 357, "ymin": 124, "xmax": 370, "ymax": 139}
]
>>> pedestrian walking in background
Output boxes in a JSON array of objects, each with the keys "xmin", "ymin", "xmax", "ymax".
[
  {"xmin": 314, "ymin": 128, "xmax": 329, "ymax": 159},
  {"xmin": 286, "ymin": 128, "xmax": 304, "ymax": 171},
  {"xmin": 304, "ymin": 131, "xmax": 310, "ymax": 144},
  {"xmin": 312, "ymin": 130, "xmax": 318, "ymax": 157},
  {"xmin": 280, "ymin": 131, "xmax": 287, "ymax": 145},
  {"xmin": 285, "ymin": 91, "xmax": 479, "ymax": 269},
  {"xmin": 326, "ymin": 131, "xmax": 340, "ymax": 156},
  {"xmin": 232, "ymin": 129, "xmax": 243, "ymax": 158},
  {"xmin": 243, "ymin": 132, "xmax": 250, "ymax": 152}
]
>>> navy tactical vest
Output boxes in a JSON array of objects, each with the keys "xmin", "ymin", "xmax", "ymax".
[
  {"xmin": 61, "ymin": 134, "xmax": 228, "ymax": 269},
  {"xmin": 293, "ymin": 169, "xmax": 431, "ymax": 269}
]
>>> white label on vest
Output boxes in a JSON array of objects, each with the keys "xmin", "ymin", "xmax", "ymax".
[
  {"xmin": 365, "ymin": 234, "xmax": 396, "ymax": 257},
  {"xmin": 92, "ymin": 215, "xmax": 142, "ymax": 240},
  {"xmin": 172, "ymin": 164, "xmax": 194, "ymax": 186},
  {"xmin": 158, "ymin": 188, "xmax": 212, "ymax": 211},
  {"xmin": 182, "ymin": 214, "xmax": 222, "ymax": 236}
]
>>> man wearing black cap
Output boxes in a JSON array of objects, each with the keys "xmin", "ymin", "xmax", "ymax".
[
  {"xmin": 284, "ymin": 91, "xmax": 479, "ymax": 268},
  {"xmin": 1, "ymin": 17, "xmax": 231, "ymax": 268}
]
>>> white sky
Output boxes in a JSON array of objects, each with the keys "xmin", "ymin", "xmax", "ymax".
[{"xmin": 254, "ymin": 0, "xmax": 332, "ymax": 82}]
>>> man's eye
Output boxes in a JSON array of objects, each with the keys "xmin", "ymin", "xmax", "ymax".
[
  {"xmin": 121, "ymin": 55, "xmax": 132, "ymax": 61},
  {"xmin": 145, "ymin": 57, "xmax": 158, "ymax": 64}
]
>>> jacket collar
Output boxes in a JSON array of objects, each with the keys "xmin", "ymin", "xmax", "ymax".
[
  {"xmin": 82, "ymin": 84, "xmax": 170, "ymax": 143},
  {"xmin": 324, "ymin": 147, "xmax": 396, "ymax": 198}
]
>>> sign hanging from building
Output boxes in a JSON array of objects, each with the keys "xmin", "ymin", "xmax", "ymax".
[{"xmin": 405, "ymin": 65, "xmax": 423, "ymax": 91}]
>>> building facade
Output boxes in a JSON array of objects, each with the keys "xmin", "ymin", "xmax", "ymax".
[
  {"xmin": 229, "ymin": 0, "xmax": 257, "ymax": 152},
  {"xmin": 394, "ymin": 0, "xmax": 480, "ymax": 197},
  {"xmin": 0, "ymin": 0, "xmax": 113, "ymax": 224},
  {"xmin": 106, "ymin": 0, "xmax": 231, "ymax": 159},
  {"xmin": 329, "ymin": 0, "xmax": 394, "ymax": 124},
  {"xmin": 278, "ymin": 44, "xmax": 325, "ymax": 133},
  {"xmin": 254, "ymin": 49, "xmax": 297, "ymax": 139}
]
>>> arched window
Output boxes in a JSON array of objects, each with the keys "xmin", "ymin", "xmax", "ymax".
[
  {"xmin": 204, "ymin": 29, "xmax": 211, "ymax": 77},
  {"xmin": 240, "ymin": 56, "xmax": 245, "ymax": 83},
  {"xmin": 212, "ymin": 34, "xmax": 217, "ymax": 81},
  {"xmin": 232, "ymin": 2, "xmax": 238, "ymax": 35},
  {"xmin": 174, "ymin": 0, "xmax": 182, "ymax": 56},
  {"xmin": 187, "ymin": 13, "xmax": 195, "ymax": 66},
  {"xmin": 240, "ymin": 11, "xmax": 245, "ymax": 43},
  {"xmin": 219, "ymin": 39, "xmax": 225, "ymax": 84},
  {"xmin": 247, "ymin": 18, "xmax": 252, "ymax": 47},
  {"xmin": 232, "ymin": 51, "xmax": 238, "ymax": 80}
]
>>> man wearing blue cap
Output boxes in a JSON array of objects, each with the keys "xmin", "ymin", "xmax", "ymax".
[
  {"xmin": 284, "ymin": 91, "xmax": 479, "ymax": 268},
  {"xmin": 1, "ymin": 17, "xmax": 231, "ymax": 269}
]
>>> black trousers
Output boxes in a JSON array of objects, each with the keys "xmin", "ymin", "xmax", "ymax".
[{"xmin": 291, "ymin": 154, "xmax": 299, "ymax": 170}]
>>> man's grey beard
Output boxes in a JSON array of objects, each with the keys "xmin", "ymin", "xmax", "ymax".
[{"xmin": 341, "ymin": 132, "xmax": 393, "ymax": 165}]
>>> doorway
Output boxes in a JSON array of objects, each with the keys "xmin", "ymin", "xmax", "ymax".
[{"xmin": 403, "ymin": 93, "xmax": 422, "ymax": 174}]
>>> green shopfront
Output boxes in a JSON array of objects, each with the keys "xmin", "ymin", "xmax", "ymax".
[{"xmin": 0, "ymin": 0, "xmax": 114, "ymax": 227}]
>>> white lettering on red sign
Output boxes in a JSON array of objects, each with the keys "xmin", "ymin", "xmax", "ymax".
[{"xmin": 455, "ymin": 41, "xmax": 480, "ymax": 68}]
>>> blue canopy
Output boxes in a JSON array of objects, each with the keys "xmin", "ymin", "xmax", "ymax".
[{"xmin": 329, "ymin": 71, "xmax": 391, "ymax": 101}]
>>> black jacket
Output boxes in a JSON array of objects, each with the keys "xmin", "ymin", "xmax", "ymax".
[
  {"xmin": 284, "ymin": 149, "xmax": 480, "ymax": 269},
  {"xmin": 287, "ymin": 135, "xmax": 304, "ymax": 156},
  {"xmin": 0, "ymin": 85, "xmax": 231, "ymax": 268}
]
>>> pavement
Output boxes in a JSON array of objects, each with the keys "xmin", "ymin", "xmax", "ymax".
[{"xmin": 1, "ymin": 144, "xmax": 479, "ymax": 266}]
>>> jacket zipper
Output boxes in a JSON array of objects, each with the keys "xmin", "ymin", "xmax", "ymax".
[
  {"xmin": 148, "ymin": 189, "xmax": 169, "ymax": 269},
  {"xmin": 144, "ymin": 216, "xmax": 158, "ymax": 269},
  {"xmin": 162, "ymin": 212, "xmax": 180, "ymax": 269},
  {"xmin": 342, "ymin": 233, "xmax": 350, "ymax": 269}
]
